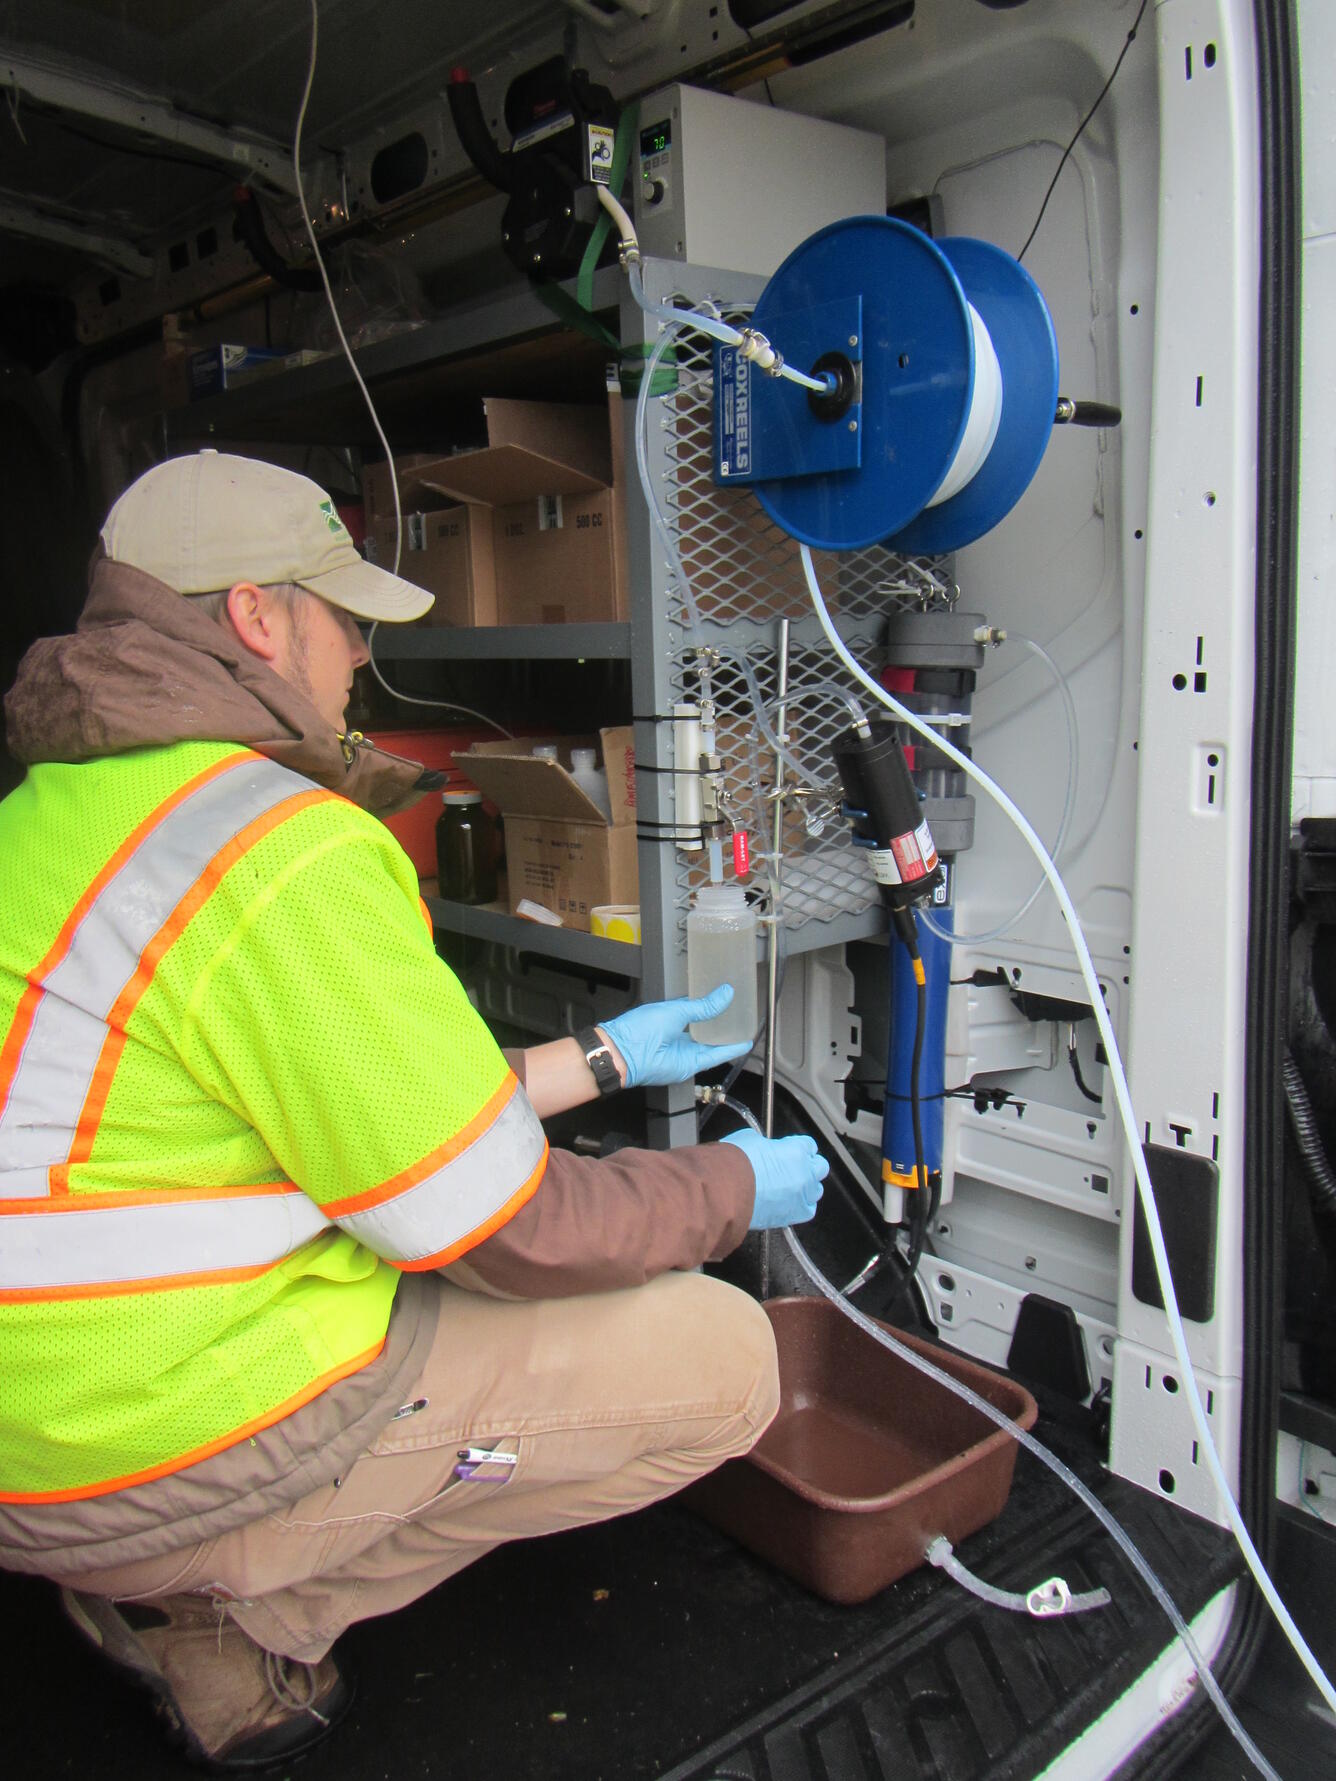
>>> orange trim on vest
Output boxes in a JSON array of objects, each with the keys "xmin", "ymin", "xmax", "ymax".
[
  {"xmin": 393, "ymin": 1140, "xmax": 548, "ymax": 1272},
  {"xmin": 0, "ymin": 749, "xmax": 254, "ymax": 1131},
  {"xmin": 0, "ymin": 1336, "xmax": 386, "ymax": 1504},
  {"xmin": 0, "ymin": 1257, "xmax": 291, "ymax": 1307},
  {"xmin": 0, "ymin": 1180, "xmax": 303, "ymax": 1216},
  {"xmin": 50, "ymin": 787, "xmax": 331, "ymax": 1193},
  {"xmin": 322, "ymin": 1071, "xmax": 522, "ymax": 1219}
]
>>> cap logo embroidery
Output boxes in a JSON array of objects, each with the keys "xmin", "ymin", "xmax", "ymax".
[{"xmin": 318, "ymin": 499, "xmax": 345, "ymax": 536}]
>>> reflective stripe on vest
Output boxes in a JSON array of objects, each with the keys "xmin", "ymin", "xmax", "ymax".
[
  {"xmin": 0, "ymin": 1185, "xmax": 330, "ymax": 1299},
  {"xmin": 0, "ymin": 746, "xmax": 549, "ymax": 1291},
  {"xmin": 0, "ymin": 750, "xmax": 317, "ymax": 1197},
  {"xmin": 325, "ymin": 1073, "xmax": 547, "ymax": 1270}
]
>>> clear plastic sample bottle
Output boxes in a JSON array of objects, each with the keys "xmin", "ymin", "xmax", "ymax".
[
  {"xmin": 569, "ymin": 746, "xmax": 612, "ymax": 822},
  {"xmin": 687, "ymin": 883, "xmax": 759, "ymax": 1044}
]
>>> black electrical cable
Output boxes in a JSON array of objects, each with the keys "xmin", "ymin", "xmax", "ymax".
[
  {"xmin": 1069, "ymin": 1028, "xmax": 1104, "ymax": 1104},
  {"xmin": 1016, "ymin": 0, "xmax": 1150, "ymax": 263},
  {"xmin": 233, "ymin": 188, "xmax": 323, "ymax": 292},
  {"xmin": 1283, "ymin": 1050, "xmax": 1336, "ymax": 1223}
]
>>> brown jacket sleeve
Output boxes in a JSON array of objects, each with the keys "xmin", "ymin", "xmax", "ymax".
[{"xmin": 447, "ymin": 1139, "xmax": 755, "ymax": 1299}]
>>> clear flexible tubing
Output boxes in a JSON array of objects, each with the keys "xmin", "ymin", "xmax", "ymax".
[
  {"xmin": 921, "ymin": 631, "xmax": 1079, "ymax": 947},
  {"xmin": 925, "ymin": 1537, "xmax": 1112, "ymax": 1616},
  {"xmin": 632, "ymin": 322, "xmax": 852, "ymax": 811},
  {"xmin": 800, "ymin": 538, "xmax": 1336, "ymax": 1735},
  {"xmin": 601, "ymin": 182, "xmax": 827, "ymax": 398},
  {"xmin": 635, "ymin": 317, "xmax": 708, "ymax": 650},
  {"xmin": 730, "ymin": 653, "xmax": 864, "ymax": 799},
  {"xmin": 709, "ymin": 1090, "xmax": 1276, "ymax": 1778}
]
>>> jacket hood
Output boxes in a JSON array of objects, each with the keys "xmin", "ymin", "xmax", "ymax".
[{"xmin": 3, "ymin": 556, "xmax": 437, "ymax": 818}]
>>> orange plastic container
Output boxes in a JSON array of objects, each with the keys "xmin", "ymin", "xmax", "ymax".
[
  {"xmin": 686, "ymin": 1296, "xmax": 1038, "ymax": 1604},
  {"xmin": 366, "ymin": 727, "xmax": 494, "ymax": 876}
]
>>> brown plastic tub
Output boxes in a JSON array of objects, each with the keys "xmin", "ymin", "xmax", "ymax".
[{"xmin": 686, "ymin": 1295, "xmax": 1039, "ymax": 1604}]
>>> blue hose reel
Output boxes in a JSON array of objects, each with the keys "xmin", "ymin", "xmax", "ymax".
[{"xmin": 712, "ymin": 215, "xmax": 1059, "ymax": 554}]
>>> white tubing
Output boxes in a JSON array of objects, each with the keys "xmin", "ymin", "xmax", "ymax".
[
  {"xmin": 801, "ymin": 538, "xmax": 1336, "ymax": 1731},
  {"xmin": 927, "ymin": 301, "xmax": 1004, "ymax": 508},
  {"xmin": 596, "ymin": 181, "xmax": 638, "ymax": 252},
  {"xmin": 780, "ymin": 1225, "xmax": 1280, "ymax": 1781},
  {"xmin": 715, "ymin": 1088, "xmax": 1277, "ymax": 1773}
]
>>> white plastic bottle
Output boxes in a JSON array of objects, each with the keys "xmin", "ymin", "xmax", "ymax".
[
  {"xmin": 687, "ymin": 884, "xmax": 759, "ymax": 1045},
  {"xmin": 569, "ymin": 746, "xmax": 612, "ymax": 822}
]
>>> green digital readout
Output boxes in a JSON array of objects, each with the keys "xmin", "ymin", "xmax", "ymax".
[{"xmin": 639, "ymin": 120, "xmax": 672, "ymax": 158}]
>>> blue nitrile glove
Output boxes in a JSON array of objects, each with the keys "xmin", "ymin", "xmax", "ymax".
[
  {"xmin": 600, "ymin": 986, "xmax": 753, "ymax": 1089},
  {"xmin": 722, "ymin": 1129, "xmax": 829, "ymax": 1230}
]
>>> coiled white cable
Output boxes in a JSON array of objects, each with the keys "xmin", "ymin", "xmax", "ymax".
[{"xmin": 801, "ymin": 537, "xmax": 1336, "ymax": 1735}]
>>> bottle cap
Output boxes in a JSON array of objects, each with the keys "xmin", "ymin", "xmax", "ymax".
[
  {"xmin": 570, "ymin": 747, "xmax": 598, "ymax": 770},
  {"xmin": 443, "ymin": 788, "xmax": 482, "ymax": 805}
]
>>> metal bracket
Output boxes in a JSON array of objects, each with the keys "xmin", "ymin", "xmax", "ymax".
[{"xmin": 714, "ymin": 294, "xmax": 862, "ymax": 485}]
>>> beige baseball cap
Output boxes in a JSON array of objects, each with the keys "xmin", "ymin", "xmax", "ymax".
[{"xmin": 100, "ymin": 449, "xmax": 434, "ymax": 622}]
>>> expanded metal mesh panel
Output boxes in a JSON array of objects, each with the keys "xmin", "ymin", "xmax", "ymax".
[
  {"xmin": 659, "ymin": 315, "xmax": 953, "ymax": 634},
  {"xmin": 668, "ymin": 644, "xmax": 883, "ymax": 934},
  {"xmin": 653, "ymin": 314, "xmax": 953, "ymax": 935}
]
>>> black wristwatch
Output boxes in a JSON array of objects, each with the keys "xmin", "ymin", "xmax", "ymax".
[{"xmin": 576, "ymin": 1026, "xmax": 621, "ymax": 1097}]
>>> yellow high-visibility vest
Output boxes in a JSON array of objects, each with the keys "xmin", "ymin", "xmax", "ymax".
[{"xmin": 0, "ymin": 741, "xmax": 546, "ymax": 1502}]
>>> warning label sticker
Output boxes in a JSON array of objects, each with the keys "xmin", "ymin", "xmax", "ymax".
[
  {"xmin": 891, "ymin": 830, "xmax": 927, "ymax": 882},
  {"xmin": 587, "ymin": 124, "xmax": 615, "ymax": 184},
  {"xmin": 914, "ymin": 819, "xmax": 939, "ymax": 872}
]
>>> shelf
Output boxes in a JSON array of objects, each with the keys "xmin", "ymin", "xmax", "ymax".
[
  {"xmin": 428, "ymin": 893, "xmax": 880, "ymax": 979},
  {"xmin": 427, "ymin": 897, "xmax": 642, "ymax": 976},
  {"xmin": 373, "ymin": 623, "xmax": 631, "ymax": 662},
  {"xmin": 781, "ymin": 906, "xmax": 888, "ymax": 954},
  {"xmin": 167, "ymin": 266, "xmax": 624, "ymax": 446}
]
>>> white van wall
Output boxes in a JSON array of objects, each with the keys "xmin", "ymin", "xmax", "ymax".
[{"xmin": 746, "ymin": 0, "xmax": 1262, "ymax": 1527}]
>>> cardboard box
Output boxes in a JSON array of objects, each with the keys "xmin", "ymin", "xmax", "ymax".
[
  {"xmin": 460, "ymin": 727, "xmax": 637, "ymax": 931},
  {"xmin": 360, "ymin": 454, "xmax": 441, "ymax": 528},
  {"xmin": 358, "ymin": 393, "xmax": 629, "ymax": 628},
  {"xmin": 365, "ymin": 507, "xmax": 497, "ymax": 629}
]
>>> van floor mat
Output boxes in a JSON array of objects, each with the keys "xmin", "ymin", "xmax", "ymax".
[
  {"xmin": 2, "ymin": 1397, "xmax": 1243, "ymax": 1781},
  {"xmin": 657, "ymin": 1454, "xmax": 1244, "ymax": 1781}
]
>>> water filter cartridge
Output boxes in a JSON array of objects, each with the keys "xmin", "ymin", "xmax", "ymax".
[{"xmin": 673, "ymin": 703, "xmax": 703, "ymax": 850}]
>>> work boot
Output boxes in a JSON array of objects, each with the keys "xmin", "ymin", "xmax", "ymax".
[{"xmin": 60, "ymin": 1587, "xmax": 353, "ymax": 1771}]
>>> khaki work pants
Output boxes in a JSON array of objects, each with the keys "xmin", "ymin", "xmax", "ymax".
[{"xmin": 62, "ymin": 1271, "xmax": 780, "ymax": 1662}]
